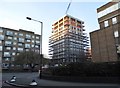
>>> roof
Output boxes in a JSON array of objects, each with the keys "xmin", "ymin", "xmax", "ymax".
[{"xmin": 52, "ymin": 14, "xmax": 84, "ymax": 25}]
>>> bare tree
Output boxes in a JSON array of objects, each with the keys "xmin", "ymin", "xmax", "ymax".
[{"xmin": 14, "ymin": 50, "xmax": 41, "ymax": 71}]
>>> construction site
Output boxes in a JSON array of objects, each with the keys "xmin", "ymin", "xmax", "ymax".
[{"xmin": 49, "ymin": 1, "xmax": 89, "ymax": 65}]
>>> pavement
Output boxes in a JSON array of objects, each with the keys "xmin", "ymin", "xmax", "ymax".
[{"xmin": 2, "ymin": 72, "xmax": 120, "ymax": 88}]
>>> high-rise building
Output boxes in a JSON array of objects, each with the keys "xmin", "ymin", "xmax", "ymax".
[
  {"xmin": 0, "ymin": 27, "xmax": 40, "ymax": 69},
  {"xmin": 85, "ymin": 47, "xmax": 92, "ymax": 62},
  {"xmin": 49, "ymin": 14, "xmax": 89, "ymax": 65},
  {"xmin": 90, "ymin": 1, "xmax": 120, "ymax": 62}
]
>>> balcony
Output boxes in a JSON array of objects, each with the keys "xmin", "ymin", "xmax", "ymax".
[
  {"xmin": 18, "ymin": 40, "xmax": 24, "ymax": 43},
  {"xmin": 35, "ymin": 42, "xmax": 40, "ymax": 45},
  {"xmin": 77, "ymin": 25, "xmax": 81, "ymax": 28},
  {"xmin": 4, "ymin": 54, "xmax": 11, "ymax": 57},
  {"xmin": 64, "ymin": 22, "xmax": 70, "ymax": 26},
  {"xmin": 25, "ymin": 36, "xmax": 31, "ymax": 39},
  {"xmin": 6, "ymin": 31, "xmax": 13, "ymax": 36},
  {"xmin": 25, "ymin": 34, "xmax": 31, "ymax": 39},
  {"xmin": 25, "ymin": 46, "xmax": 30, "ymax": 49},
  {"xmin": 83, "ymin": 29, "xmax": 85, "ymax": 31},
  {"xmin": 5, "ymin": 43, "xmax": 12, "ymax": 47}
]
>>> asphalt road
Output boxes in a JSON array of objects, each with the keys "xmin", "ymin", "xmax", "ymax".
[{"xmin": 2, "ymin": 72, "xmax": 120, "ymax": 88}]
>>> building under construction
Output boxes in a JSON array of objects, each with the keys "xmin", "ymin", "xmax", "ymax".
[{"xmin": 49, "ymin": 14, "xmax": 89, "ymax": 65}]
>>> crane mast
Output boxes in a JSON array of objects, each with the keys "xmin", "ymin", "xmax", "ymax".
[{"xmin": 65, "ymin": 0, "xmax": 72, "ymax": 14}]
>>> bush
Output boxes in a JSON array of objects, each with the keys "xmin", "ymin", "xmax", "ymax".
[{"xmin": 42, "ymin": 62, "xmax": 120, "ymax": 77}]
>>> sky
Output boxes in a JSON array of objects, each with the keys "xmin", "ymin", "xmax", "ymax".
[{"xmin": 0, "ymin": 0, "xmax": 110, "ymax": 58}]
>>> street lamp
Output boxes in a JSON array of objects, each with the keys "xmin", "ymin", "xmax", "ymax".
[{"xmin": 26, "ymin": 17, "xmax": 43, "ymax": 79}]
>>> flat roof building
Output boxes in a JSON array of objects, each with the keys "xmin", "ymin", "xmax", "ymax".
[
  {"xmin": 90, "ymin": 1, "xmax": 120, "ymax": 62},
  {"xmin": 49, "ymin": 14, "xmax": 89, "ymax": 65},
  {"xmin": 0, "ymin": 27, "xmax": 40, "ymax": 69}
]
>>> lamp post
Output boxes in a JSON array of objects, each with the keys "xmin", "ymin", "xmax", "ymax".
[{"xmin": 26, "ymin": 17, "xmax": 43, "ymax": 79}]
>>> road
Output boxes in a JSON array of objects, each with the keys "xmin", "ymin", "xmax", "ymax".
[{"xmin": 2, "ymin": 72, "xmax": 120, "ymax": 88}]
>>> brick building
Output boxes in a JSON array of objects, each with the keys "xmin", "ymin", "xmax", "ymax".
[{"xmin": 90, "ymin": 1, "xmax": 120, "ymax": 62}]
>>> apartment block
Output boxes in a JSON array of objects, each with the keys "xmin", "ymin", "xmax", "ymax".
[
  {"xmin": 0, "ymin": 27, "xmax": 40, "ymax": 69},
  {"xmin": 49, "ymin": 14, "xmax": 89, "ymax": 65},
  {"xmin": 90, "ymin": 1, "xmax": 120, "ymax": 62}
]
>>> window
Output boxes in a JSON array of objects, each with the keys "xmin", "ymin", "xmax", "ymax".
[
  {"xmin": 12, "ymin": 52, "xmax": 16, "ymax": 55},
  {"xmin": 17, "ymin": 53, "xmax": 19, "ymax": 55},
  {"xmin": 15, "ymin": 32, "xmax": 18, "ymax": 35},
  {"xmin": 114, "ymin": 31, "xmax": 119, "ymax": 38},
  {"xmin": 36, "ymin": 41, "xmax": 40, "ymax": 44},
  {"xmin": 0, "ymin": 35, "xmax": 4, "ymax": 40},
  {"xmin": 4, "ymin": 52, "xmax": 10, "ymax": 57},
  {"xmin": 7, "ymin": 36, "xmax": 12, "ymax": 40},
  {"xmin": 14, "ymin": 37, "xmax": 17, "ymax": 40},
  {"xmin": 0, "ymin": 28, "xmax": 3, "ymax": 32},
  {"xmin": 4, "ymin": 58, "xmax": 9, "ymax": 61},
  {"xmin": 112, "ymin": 17, "xmax": 117, "ymax": 24},
  {"xmin": 32, "ymin": 40, "xmax": 34, "ymax": 43},
  {"xmin": 6, "ymin": 31, "xmax": 13, "ymax": 36},
  {"xmin": 32, "ymin": 45, "xmax": 34, "ymax": 47},
  {"xmin": 35, "ymin": 45, "xmax": 39, "ymax": 48},
  {"xmin": 11, "ymin": 58, "xmax": 15, "ymax": 61},
  {"xmin": 32, "ymin": 36, "xmax": 35, "ymax": 38},
  {"xmin": 26, "ymin": 39, "xmax": 31, "ymax": 42},
  {"xmin": 25, "ymin": 49, "xmax": 29, "ymax": 51},
  {"xmin": 13, "ymin": 47, "xmax": 16, "ymax": 50},
  {"xmin": 26, "ymin": 34, "xmax": 31, "ymax": 38},
  {"xmin": 18, "ymin": 43, "xmax": 22, "ymax": 46},
  {"xmin": 0, "ymin": 46, "xmax": 2, "ymax": 51},
  {"xmin": 6, "ymin": 47, "xmax": 11, "ymax": 50},
  {"xmin": 18, "ymin": 48, "xmax": 23, "ymax": 51},
  {"xmin": 5, "ymin": 41, "xmax": 12, "ymax": 45},
  {"xmin": 36, "ymin": 36, "xmax": 39, "ymax": 39},
  {"xmin": 104, "ymin": 20, "xmax": 109, "ymax": 27},
  {"xmin": 59, "ymin": 26, "xmax": 63, "ymax": 30},
  {"xmin": 18, "ymin": 38, "xmax": 24, "ymax": 42},
  {"xmin": 19, "ymin": 33, "xmax": 23, "ymax": 36},
  {"xmin": 13, "ymin": 42, "xmax": 16, "ymax": 45},
  {"xmin": 25, "ymin": 44, "xmax": 30, "ymax": 48}
]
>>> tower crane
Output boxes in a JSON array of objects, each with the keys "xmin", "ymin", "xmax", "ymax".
[{"xmin": 65, "ymin": 0, "xmax": 72, "ymax": 15}]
